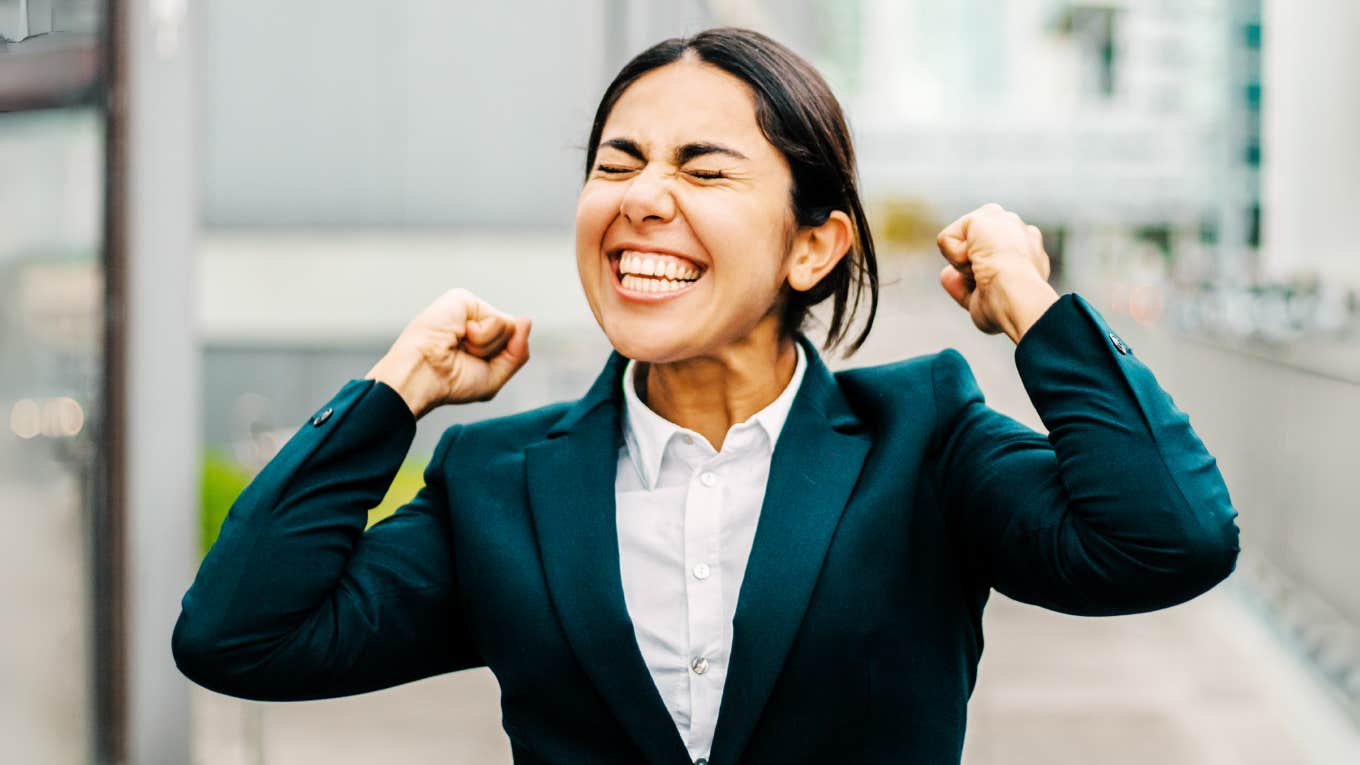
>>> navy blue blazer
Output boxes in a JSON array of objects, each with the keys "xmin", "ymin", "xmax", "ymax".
[{"xmin": 173, "ymin": 293, "xmax": 1240, "ymax": 764}]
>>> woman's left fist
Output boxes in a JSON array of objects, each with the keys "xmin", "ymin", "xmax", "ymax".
[{"xmin": 935, "ymin": 203, "xmax": 1059, "ymax": 344}]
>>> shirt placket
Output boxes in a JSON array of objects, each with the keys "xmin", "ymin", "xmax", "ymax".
[{"xmin": 683, "ymin": 448, "xmax": 725, "ymax": 758}]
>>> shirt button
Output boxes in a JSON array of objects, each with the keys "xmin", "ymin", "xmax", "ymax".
[
  {"xmin": 695, "ymin": 759, "xmax": 708, "ymax": 765},
  {"xmin": 311, "ymin": 407, "xmax": 333, "ymax": 426},
  {"xmin": 699, "ymin": 471, "xmax": 717, "ymax": 487},
  {"xmin": 1109, "ymin": 331, "xmax": 1131, "ymax": 355},
  {"xmin": 692, "ymin": 562, "xmax": 711, "ymax": 580},
  {"xmin": 691, "ymin": 656, "xmax": 709, "ymax": 674},
  {"xmin": 682, "ymin": 434, "xmax": 694, "ymax": 445}
]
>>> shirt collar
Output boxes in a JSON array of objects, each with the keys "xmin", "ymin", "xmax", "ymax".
[{"xmin": 621, "ymin": 340, "xmax": 808, "ymax": 490}]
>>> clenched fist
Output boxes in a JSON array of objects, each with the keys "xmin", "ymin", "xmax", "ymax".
[
  {"xmin": 936, "ymin": 203, "xmax": 1060, "ymax": 344},
  {"xmin": 365, "ymin": 288, "xmax": 532, "ymax": 419}
]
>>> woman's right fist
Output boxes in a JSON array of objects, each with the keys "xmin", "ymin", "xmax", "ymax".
[{"xmin": 364, "ymin": 288, "xmax": 532, "ymax": 419}]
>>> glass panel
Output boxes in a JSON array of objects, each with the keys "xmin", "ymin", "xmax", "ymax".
[{"xmin": 0, "ymin": 106, "xmax": 104, "ymax": 764}]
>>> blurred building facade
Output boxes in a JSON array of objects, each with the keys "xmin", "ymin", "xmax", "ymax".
[{"xmin": 193, "ymin": 0, "xmax": 1276, "ymax": 441}]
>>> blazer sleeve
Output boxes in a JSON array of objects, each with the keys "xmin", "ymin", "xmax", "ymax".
[
  {"xmin": 927, "ymin": 292, "xmax": 1241, "ymax": 616},
  {"xmin": 172, "ymin": 378, "xmax": 482, "ymax": 701}
]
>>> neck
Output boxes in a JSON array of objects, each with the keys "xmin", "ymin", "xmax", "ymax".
[{"xmin": 637, "ymin": 317, "xmax": 798, "ymax": 452}]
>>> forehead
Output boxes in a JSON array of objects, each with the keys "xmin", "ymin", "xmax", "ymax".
[{"xmin": 601, "ymin": 59, "xmax": 771, "ymax": 154}]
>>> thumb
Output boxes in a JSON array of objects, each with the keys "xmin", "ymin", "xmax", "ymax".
[{"xmin": 939, "ymin": 265, "xmax": 970, "ymax": 308}]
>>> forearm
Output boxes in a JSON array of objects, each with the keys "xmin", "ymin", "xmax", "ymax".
[
  {"xmin": 933, "ymin": 293, "xmax": 1240, "ymax": 616},
  {"xmin": 172, "ymin": 379, "xmax": 419, "ymax": 694},
  {"xmin": 1012, "ymin": 293, "xmax": 1240, "ymax": 607},
  {"xmin": 995, "ymin": 265, "xmax": 1060, "ymax": 344},
  {"xmin": 365, "ymin": 349, "xmax": 441, "ymax": 421}
]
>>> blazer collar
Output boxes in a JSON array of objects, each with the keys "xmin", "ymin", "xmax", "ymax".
[
  {"xmin": 544, "ymin": 332, "xmax": 857, "ymax": 437},
  {"xmin": 620, "ymin": 338, "xmax": 809, "ymax": 490},
  {"xmin": 525, "ymin": 332, "xmax": 871, "ymax": 764}
]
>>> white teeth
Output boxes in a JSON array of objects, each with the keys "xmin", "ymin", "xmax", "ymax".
[
  {"xmin": 620, "ymin": 272, "xmax": 692, "ymax": 294},
  {"xmin": 616, "ymin": 250, "xmax": 702, "ymax": 281}
]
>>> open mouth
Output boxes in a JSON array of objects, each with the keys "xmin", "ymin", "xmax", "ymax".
[{"xmin": 609, "ymin": 249, "xmax": 706, "ymax": 297}]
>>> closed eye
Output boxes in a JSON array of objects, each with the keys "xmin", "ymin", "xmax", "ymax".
[
  {"xmin": 596, "ymin": 164, "xmax": 637, "ymax": 174},
  {"xmin": 687, "ymin": 169, "xmax": 728, "ymax": 180}
]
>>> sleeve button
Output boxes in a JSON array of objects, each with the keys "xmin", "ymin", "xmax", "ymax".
[{"xmin": 311, "ymin": 407, "xmax": 333, "ymax": 426}]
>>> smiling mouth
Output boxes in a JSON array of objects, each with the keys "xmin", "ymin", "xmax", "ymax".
[{"xmin": 609, "ymin": 249, "xmax": 706, "ymax": 296}]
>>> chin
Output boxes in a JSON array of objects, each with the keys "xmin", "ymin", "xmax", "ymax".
[{"xmin": 598, "ymin": 319, "xmax": 700, "ymax": 363}]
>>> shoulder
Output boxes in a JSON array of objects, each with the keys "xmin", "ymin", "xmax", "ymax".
[
  {"xmin": 429, "ymin": 400, "xmax": 575, "ymax": 465},
  {"xmin": 828, "ymin": 348, "xmax": 988, "ymax": 443},
  {"xmin": 833, "ymin": 348, "xmax": 979, "ymax": 408}
]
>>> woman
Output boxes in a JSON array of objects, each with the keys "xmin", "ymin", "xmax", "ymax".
[{"xmin": 173, "ymin": 28, "xmax": 1240, "ymax": 764}]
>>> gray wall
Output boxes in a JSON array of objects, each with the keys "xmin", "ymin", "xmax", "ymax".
[{"xmin": 199, "ymin": 0, "xmax": 714, "ymax": 228}]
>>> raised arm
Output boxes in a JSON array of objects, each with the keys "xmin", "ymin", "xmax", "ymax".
[
  {"xmin": 927, "ymin": 203, "xmax": 1239, "ymax": 615},
  {"xmin": 172, "ymin": 288, "xmax": 532, "ymax": 700},
  {"xmin": 928, "ymin": 293, "xmax": 1240, "ymax": 615},
  {"xmin": 172, "ymin": 383, "xmax": 476, "ymax": 699}
]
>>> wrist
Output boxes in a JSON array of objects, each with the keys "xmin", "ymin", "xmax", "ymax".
[
  {"xmin": 364, "ymin": 350, "xmax": 438, "ymax": 420},
  {"xmin": 993, "ymin": 266, "xmax": 1059, "ymax": 344}
]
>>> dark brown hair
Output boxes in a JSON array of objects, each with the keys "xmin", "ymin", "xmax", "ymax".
[{"xmin": 583, "ymin": 27, "xmax": 879, "ymax": 358}]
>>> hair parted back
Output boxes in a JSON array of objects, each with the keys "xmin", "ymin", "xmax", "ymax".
[{"xmin": 583, "ymin": 27, "xmax": 879, "ymax": 358}]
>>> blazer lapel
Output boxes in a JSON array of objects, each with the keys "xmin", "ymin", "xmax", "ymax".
[
  {"xmin": 708, "ymin": 334, "xmax": 873, "ymax": 764},
  {"xmin": 524, "ymin": 350, "xmax": 692, "ymax": 765}
]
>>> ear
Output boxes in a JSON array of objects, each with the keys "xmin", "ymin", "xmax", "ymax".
[{"xmin": 787, "ymin": 210, "xmax": 854, "ymax": 292}]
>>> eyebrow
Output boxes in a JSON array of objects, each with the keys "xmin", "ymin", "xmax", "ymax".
[{"xmin": 598, "ymin": 137, "xmax": 749, "ymax": 164}]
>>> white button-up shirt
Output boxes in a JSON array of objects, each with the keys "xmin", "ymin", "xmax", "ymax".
[{"xmin": 615, "ymin": 341, "xmax": 808, "ymax": 763}]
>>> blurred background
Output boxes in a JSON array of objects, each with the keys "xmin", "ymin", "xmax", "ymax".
[{"xmin": 2, "ymin": 0, "xmax": 1358, "ymax": 762}]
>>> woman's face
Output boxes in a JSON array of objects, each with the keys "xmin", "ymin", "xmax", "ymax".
[{"xmin": 575, "ymin": 57, "xmax": 798, "ymax": 364}]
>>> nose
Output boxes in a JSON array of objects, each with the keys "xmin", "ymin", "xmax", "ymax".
[{"xmin": 619, "ymin": 166, "xmax": 676, "ymax": 225}]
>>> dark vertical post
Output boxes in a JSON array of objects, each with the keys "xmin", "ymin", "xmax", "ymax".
[{"xmin": 96, "ymin": 0, "xmax": 129, "ymax": 760}]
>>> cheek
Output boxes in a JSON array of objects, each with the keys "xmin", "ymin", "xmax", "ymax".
[
  {"xmin": 576, "ymin": 183, "xmax": 619, "ymax": 231},
  {"xmin": 684, "ymin": 193, "xmax": 790, "ymax": 286},
  {"xmin": 574, "ymin": 184, "xmax": 616, "ymax": 266}
]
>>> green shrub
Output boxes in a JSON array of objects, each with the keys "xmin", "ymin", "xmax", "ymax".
[{"xmin": 199, "ymin": 449, "xmax": 433, "ymax": 557}]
